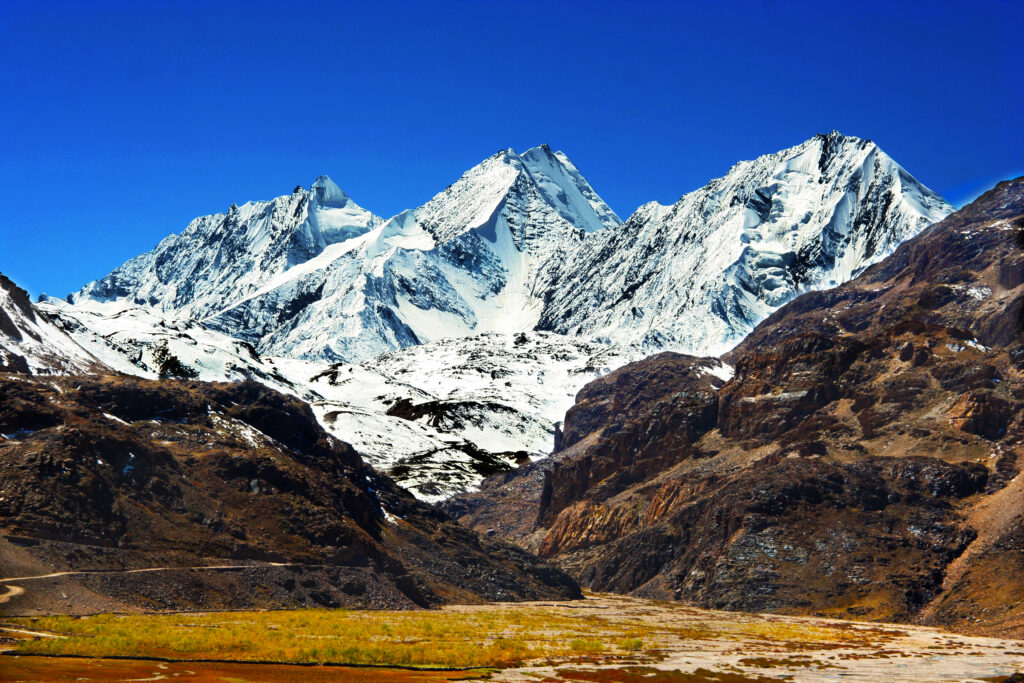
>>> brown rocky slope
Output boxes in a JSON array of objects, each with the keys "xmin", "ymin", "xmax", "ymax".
[
  {"xmin": 0, "ymin": 374, "xmax": 580, "ymax": 614},
  {"xmin": 447, "ymin": 177, "xmax": 1024, "ymax": 637}
]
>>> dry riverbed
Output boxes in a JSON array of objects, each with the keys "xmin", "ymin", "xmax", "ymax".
[{"xmin": 1, "ymin": 594, "xmax": 1022, "ymax": 682}]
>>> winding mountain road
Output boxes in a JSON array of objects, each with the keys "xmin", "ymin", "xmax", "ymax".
[
  {"xmin": 0, "ymin": 562, "xmax": 292, "ymax": 584},
  {"xmin": 0, "ymin": 584, "xmax": 24, "ymax": 604},
  {"xmin": 0, "ymin": 562, "xmax": 298, "ymax": 608}
]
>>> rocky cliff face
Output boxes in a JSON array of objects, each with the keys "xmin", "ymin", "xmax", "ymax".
[
  {"xmin": 0, "ymin": 374, "xmax": 580, "ymax": 614},
  {"xmin": 448, "ymin": 177, "xmax": 1024, "ymax": 636}
]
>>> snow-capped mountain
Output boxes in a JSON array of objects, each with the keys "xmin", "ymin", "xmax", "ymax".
[
  {"xmin": 198, "ymin": 145, "xmax": 622, "ymax": 361},
  {"xmin": 72, "ymin": 133, "xmax": 950, "ymax": 366},
  {"xmin": 538, "ymin": 132, "xmax": 954, "ymax": 355},
  {"xmin": 0, "ymin": 273, "xmax": 104, "ymax": 375},
  {"xmin": 72, "ymin": 176, "xmax": 382, "ymax": 321},
  {"xmin": 42, "ymin": 132, "xmax": 955, "ymax": 500}
]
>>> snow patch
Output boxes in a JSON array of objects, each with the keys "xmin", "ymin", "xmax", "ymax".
[{"xmin": 967, "ymin": 286, "xmax": 992, "ymax": 300}]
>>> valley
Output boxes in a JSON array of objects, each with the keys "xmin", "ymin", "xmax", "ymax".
[
  {"xmin": 1, "ymin": 134, "xmax": 1021, "ymax": 681},
  {"xmin": 5, "ymin": 1, "xmax": 1022, "ymax": 680}
]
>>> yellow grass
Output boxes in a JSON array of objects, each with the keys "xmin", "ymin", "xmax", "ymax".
[
  {"xmin": 9, "ymin": 606, "xmax": 644, "ymax": 668},
  {"xmin": 617, "ymin": 637, "xmax": 644, "ymax": 651},
  {"xmin": 4, "ymin": 596, "xmax": 1018, "ymax": 682},
  {"xmin": 4, "ymin": 598, "xmax": 895, "ymax": 670}
]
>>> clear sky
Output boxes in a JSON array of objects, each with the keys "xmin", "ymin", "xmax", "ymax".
[{"xmin": 1, "ymin": 0, "xmax": 1021, "ymax": 297}]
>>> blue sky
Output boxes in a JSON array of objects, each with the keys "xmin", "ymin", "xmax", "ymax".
[{"xmin": 1, "ymin": 0, "xmax": 1021, "ymax": 297}]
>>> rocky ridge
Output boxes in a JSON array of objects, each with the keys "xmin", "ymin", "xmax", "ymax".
[{"xmin": 0, "ymin": 373, "xmax": 580, "ymax": 614}]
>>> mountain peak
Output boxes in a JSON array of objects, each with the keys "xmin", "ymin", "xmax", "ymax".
[
  {"xmin": 71, "ymin": 175, "xmax": 381, "ymax": 319},
  {"xmin": 518, "ymin": 145, "xmax": 622, "ymax": 232},
  {"xmin": 804, "ymin": 131, "xmax": 878, "ymax": 167},
  {"xmin": 67, "ymin": 133, "xmax": 951, "ymax": 369},
  {"xmin": 537, "ymin": 133, "xmax": 954, "ymax": 356},
  {"xmin": 809, "ymin": 130, "xmax": 873, "ymax": 147},
  {"xmin": 311, "ymin": 175, "xmax": 349, "ymax": 206},
  {"xmin": 816, "ymin": 129, "xmax": 859, "ymax": 141},
  {"xmin": 491, "ymin": 148, "xmax": 518, "ymax": 161},
  {"xmin": 523, "ymin": 143, "xmax": 555, "ymax": 157}
]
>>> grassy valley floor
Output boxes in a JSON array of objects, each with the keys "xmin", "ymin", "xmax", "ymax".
[{"xmin": 1, "ymin": 594, "xmax": 1022, "ymax": 682}]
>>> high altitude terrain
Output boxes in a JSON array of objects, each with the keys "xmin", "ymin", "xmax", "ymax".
[
  {"xmin": 22, "ymin": 132, "xmax": 952, "ymax": 498},
  {"xmin": 2, "ymin": 136, "xmax": 1021, "ymax": 649},
  {"xmin": 448, "ymin": 177, "xmax": 1024, "ymax": 637},
  {"xmin": 67, "ymin": 132, "xmax": 950, "ymax": 363}
]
